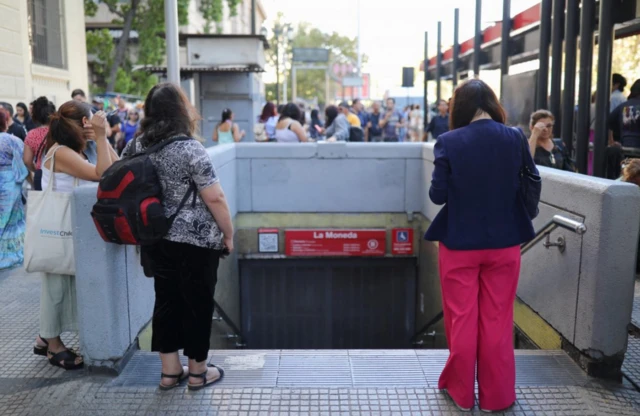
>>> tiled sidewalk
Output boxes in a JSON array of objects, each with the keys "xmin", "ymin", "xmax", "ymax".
[{"xmin": 2, "ymin": 268, "xmax": 640, "ymax": 415}]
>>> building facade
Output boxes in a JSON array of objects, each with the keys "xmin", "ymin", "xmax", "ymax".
[
  {"xmin": 0, "ymin": 0, "xmax": 89, "ymax": 107},
  {"xmin": 85, "ymin": 0, "xmax": 267, "ymax": 37}
]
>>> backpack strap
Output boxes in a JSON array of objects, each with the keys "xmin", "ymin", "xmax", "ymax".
[{"xmin": 167, "ymin": 181, "xmax": 198, "ymax": 227}]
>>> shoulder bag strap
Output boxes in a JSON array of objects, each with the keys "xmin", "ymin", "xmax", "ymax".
[
  {"xmin": 512, "ymin": 127, "xmax": 529, "ymax": 171},
  {"xmin": 43, "ymin": 145, "xmax": 64, "ymax": 192}
]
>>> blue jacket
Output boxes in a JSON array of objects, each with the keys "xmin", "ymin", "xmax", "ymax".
[{"xmin": 424, "ymin": 119, "xmax": 537, "ymax": 250}]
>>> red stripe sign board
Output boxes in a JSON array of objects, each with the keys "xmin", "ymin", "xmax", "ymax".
[{"xmin": 285, "ymin": 229, "xmax": 386, "ymax": 257}]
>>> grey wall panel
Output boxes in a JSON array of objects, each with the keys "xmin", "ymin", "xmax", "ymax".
[
  {"xmin": 236, "ymin": 158, "xmax": 252, "ymax": 211},
  {"xmin": 250, "ymin": 159, "xmax": 406, "ymax": 212}
]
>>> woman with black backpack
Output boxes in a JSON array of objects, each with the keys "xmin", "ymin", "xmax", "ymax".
[{"xmin": 121, "ymin": 83, "xmax": 234, "ymax": 391}]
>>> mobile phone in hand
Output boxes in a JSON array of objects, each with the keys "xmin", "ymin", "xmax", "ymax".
[{"xmin": 221, "ymin": 247, "xmax": 230, "ymax": 258}]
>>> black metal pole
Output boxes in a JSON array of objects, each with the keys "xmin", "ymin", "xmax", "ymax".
[
  {"xmin": 424, "ymin": 31, "xmax": 429, "ymax": 132},
  {"xmin": 560, "ymin": 0, "xmax": 578, "ymax": 153},
  {"xmin": 436, "ymin": 21, "xmax": 442, "ymax": 103},
  {"xmin": 500, "ymin": 0, "xmax": 511, "ymax": 100},
  {"xmin": 474, "ymin": 0, "xmax": 482, "ymax": 77},
  {"xmin": 575, "ymin": 0, "xmax": 595, "ymax": 174},
  {"xmin": 453, "ymin": 8, "xmax": 460, "ymax": 88},
  {"xmin": 550, "ymin": 0, "xmax": 565, "ymax": 137},
  {"xmin": 537, "ymin": 0, "xmax": 552, "ymax": 109},
  {"xmin": 593, "ymin": 0, "xmax": 614, "ymax": 178},
  {"xmin": 251, "ymin": 0, "xmax": 256, "ymax": 34}
]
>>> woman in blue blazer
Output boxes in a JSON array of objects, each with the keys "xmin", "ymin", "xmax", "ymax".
[{"xmin": 425, "ymin": 79, "xmax": 538, "ymax": 413}]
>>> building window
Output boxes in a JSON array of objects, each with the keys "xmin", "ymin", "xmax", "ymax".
[{"xmin": 28, "ymin": 0, "xmax": 67, "ymax": 69}]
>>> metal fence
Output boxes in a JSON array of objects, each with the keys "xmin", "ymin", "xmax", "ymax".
[{"xmin": 27, "ymin": 0, "xmax": 67, "ymax": 69}]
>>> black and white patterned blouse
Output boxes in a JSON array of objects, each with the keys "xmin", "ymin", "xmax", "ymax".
[{"xmin": 122, "ymin": 136, "xmax": 223, "ymax": 249}]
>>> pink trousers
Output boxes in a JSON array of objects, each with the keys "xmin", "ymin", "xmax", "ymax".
[{"xmin": 438, "ymin": 244, "xmax": 521, "ymax": 411}]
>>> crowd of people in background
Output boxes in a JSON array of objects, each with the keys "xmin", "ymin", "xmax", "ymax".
[{"xmin": 252, "ymin": 97, "xmax": 447, "ymax": 144}]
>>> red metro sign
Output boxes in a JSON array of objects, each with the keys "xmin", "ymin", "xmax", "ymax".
[{"xmin": 285, "ymin": 229, "xmax": 386, "ymax": 257}]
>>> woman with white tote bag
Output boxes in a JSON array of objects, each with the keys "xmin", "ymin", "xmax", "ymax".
[{"xmin": 26, "ymin": 101, "xmax": 118, "ymax": 370}]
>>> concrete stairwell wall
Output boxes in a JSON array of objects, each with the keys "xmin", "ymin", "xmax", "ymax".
[{"xmin": 71, "ymin": 142, "xmax": 640, "ymax": 378}]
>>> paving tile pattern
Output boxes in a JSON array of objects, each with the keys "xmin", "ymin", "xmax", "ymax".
[
  {"xmin": 2, "ymin": 269, "xmax": 640, "ymax": 415},
  {"xmin": 623, "ymin": 336, "xmax": 640, "ymax": 389}
]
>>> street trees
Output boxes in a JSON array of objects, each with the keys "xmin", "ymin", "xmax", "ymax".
[
  {"xmin": 84, "ymin": 0, "xmax": 239, "ymax": 95},
  {"xmin": 266, "ymin": 14, "xmax": 365, "ymax": 105}
]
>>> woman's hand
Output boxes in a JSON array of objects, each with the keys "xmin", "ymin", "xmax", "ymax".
[
  {"xmin": 223, "ymin": 235, "xmax": 234, "ymax": 254},
  {"xmin": 327, "ymin": 136, "xmax": 337, "ymax": 142},
  {"xmin": 91, "ymin": 111, "xmax": 108, "ymax": 139},
  {"xmin": 531, "ymin": 122, "xmax": 546, "ymax": 139}
]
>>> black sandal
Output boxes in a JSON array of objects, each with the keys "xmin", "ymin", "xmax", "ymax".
[
  {"xmin": 33, "ymin": 336, "xmax": 49, "ymax": 357},
  {"xmin": 48, "ymin": 349, "xmax": 84, "ymax": 371},
  {"xmin": 187, "ymin": 364, "xmax": 225, "ymax": 391},
  {"xmin": 159, "ymin": 366, "xmax": 189, "ymax": 391}
]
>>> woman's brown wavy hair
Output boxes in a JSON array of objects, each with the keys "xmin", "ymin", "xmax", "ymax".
[{"xmin": 139, "ymin": 83, "xmax": 201, "ymax": 146}]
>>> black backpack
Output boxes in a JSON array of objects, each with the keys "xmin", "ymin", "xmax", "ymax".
[{"xmin": 91, "ymin": 136, "xmax": 196, "ymax": 245}]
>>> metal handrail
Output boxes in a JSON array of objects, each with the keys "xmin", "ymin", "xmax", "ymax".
[
  {"xmin": 412, "ymin": 214, "xmax": 587, "ymax": 346},
  {"xmin": 213, "ymin": 300, "xmax": 246, "ymax": 347},
  {"xmin": 521, "ymin": 215, "xmax": 586, "ymax": 255}
]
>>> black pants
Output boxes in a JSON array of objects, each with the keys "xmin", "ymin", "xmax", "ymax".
[{"xmin": 145, "ymin": 240, "xmax": 221, "ymax": 362}]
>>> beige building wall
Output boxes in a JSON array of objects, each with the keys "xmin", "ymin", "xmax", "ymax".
[{"xmin": 0, "ymin": 0, "xmax": 88, "ymax": 108}]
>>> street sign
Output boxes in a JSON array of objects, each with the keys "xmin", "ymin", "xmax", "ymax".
[
  {"xmin": 342, "ymin": 76, "xmax": 363, "ymax": 87},
  {"xmin": 285, "ymin": 229, "xmax": 386, "ymax": 257},
  {"xmin": 292, "ymin": 48, "xmax": 330, "ymax": 63}
]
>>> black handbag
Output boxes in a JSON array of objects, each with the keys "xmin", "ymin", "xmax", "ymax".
[{"xmin": 514, "ymin": 128, "xmax": 542, "ymax": 219}]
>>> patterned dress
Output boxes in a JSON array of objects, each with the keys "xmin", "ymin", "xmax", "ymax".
[{"xmin": 0, "ymin": 132, "xmax": 28, "ymax": 269}]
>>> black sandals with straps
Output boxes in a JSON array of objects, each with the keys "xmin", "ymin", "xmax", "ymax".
[
  {"xmin": 33, "ymin": 336, "xmax": 49, "ymax": 357},
  {"xmin": 48, "ymin": 349, "xmax": 84, "ymax": 371},
  {"xmin": 159, "ymin": 366, "xmax": 189, "ymax": 391},
  {"xmin": 187, "ymin": 364, "xmax": 225, "ymax": 391}
]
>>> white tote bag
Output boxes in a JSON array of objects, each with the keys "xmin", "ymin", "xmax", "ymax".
[{"xmin": 24, "ymin": 146, "xmax": 77, "ymax": 275}]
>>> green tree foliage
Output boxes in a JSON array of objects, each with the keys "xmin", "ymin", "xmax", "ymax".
[
  {"xmin": 84, "ymin": 0, "xmax": 239, "ymax": 95},
  {"xmin": 199, "ymin": 0, "xmax": 241, "ymax": 34},
  {"xmin": 265, "ymin": 14, "xmax": 365, "ymax": 105}
]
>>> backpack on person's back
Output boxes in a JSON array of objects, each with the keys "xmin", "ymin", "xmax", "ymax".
[{"xmin": 91, "ymin": 136, "xmax": 196, "ymax": 246}]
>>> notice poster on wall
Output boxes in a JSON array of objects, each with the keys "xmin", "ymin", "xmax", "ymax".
[
  {"xmin": 391, "ymin": 228, "xmax": 414, "ymax": 255},
  {"xmin": 258, "ymin": 228, "xmax": 279, "ymax": 253},
  {"xmin": 285, "ymin": 229, "xmax": 386, "ymax": 257}
]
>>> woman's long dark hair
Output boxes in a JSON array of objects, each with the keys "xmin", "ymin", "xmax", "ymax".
[
  {"xmin": 221, "ymin": 108, "xmax": 233, "ymax": 123},
  {"xmin": 16, "ymin": 102, "xmax": 32, "ymax": 122},
  {"xmin": 259, "ymin": 102, "xmax": 276, "ymax": 123},
  {"xmin": 310, "ymin": 109, "xmax": 321, "ymax": 125},
  {"xmin": 139, "ymin": 83, "xmax": 200, "ymax": 145},
  {"xmin": 46, "ymin": 101, "xmax": 93, "ymax": 153},
  {"xmin": 279, "ymin": 103, "xmax": 301, "ymax": 122},
  {"xmin": 449, "ymin": 79, "xmax": 506, "ymax": 130},
  {"xmin": 32, "ymin": 96, "xmax": 56, "ymax": 126},
  {"xmin": 325, "ymin": 105, "xmax": 339, "ymax": 128}
]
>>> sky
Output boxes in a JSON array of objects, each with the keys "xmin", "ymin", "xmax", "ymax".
[{"xmin": 261, "ymin": 0, "xmax": 540, "ymax": 98}]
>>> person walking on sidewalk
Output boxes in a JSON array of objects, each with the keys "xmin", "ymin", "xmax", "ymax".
[
  {"xmin": 33, "ymin": 102, "xmax": 119, "ymax": 370},
  {"xmin": 425, "ymin": 79, "xmax": 538, "ymax": 413},
  {"xmin": 122, "ymin": 83, "xmax": 234, "ymax": 391}
]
